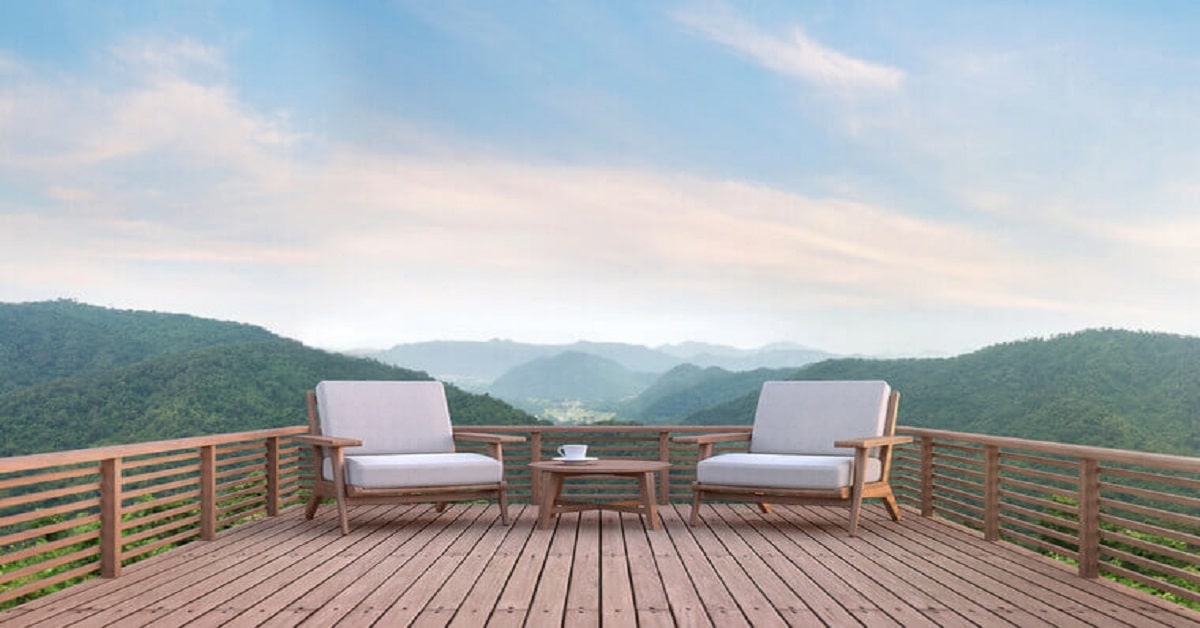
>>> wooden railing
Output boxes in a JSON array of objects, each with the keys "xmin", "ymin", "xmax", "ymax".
[
  {"xmin": 892, "ymin": 427, "xmax": 1200, "ymax": 606},
  {"xmin": 3, "ymin": 423, "xmax": 1198, "ymax": 610},
  {"xmin": 0, "ymin": 427, "xmax": 309, "ymax": 607}
]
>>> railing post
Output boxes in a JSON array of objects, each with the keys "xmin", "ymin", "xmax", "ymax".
[
  {"xmin": 100, "ymin": 457, "xmax": 122, "ymax": 578},
  {"xmin": 920, "ymin": 436, "xmax": 935, "ymax": 517},
  {"xmin": 658, "ymin": 430, "xmax": 670, "ymax": 504},
  {"xmin": 1078, "ymin": 458, "xmax": 1100, "ymax": 578},
  {"xmin": 984, "ymin": 445, "xmax": 1000, "ymax": 541},
  {"xmin": 530, "ymin": 431, "xmax": 543, "ymax": 502},
  {"xmin": 200, "ymin": 445, "xmax": 217, "ymax": 541},
  {"xmin": 266, "ymin": 437, "xmax": 281, "ymax": 517}
]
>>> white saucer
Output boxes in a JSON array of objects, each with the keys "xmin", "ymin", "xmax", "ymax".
[{"xmin": 553, "ymin": 456, "xmax": 598, "ymax": 465}]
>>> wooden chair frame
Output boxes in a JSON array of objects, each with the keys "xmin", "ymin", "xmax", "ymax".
[
  {"xmin": 296, "ymin": 390, "xmax": 524, "ymax": 535},
  {"xmin": 676, "ymin": 389, "xmax": 910, "ymax": 536}
]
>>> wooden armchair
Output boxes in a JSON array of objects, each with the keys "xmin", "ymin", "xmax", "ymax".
[
  {"xmin": 675, "ymin": 380, "xmax": 910, "ymax": 536},
  {"xmin": 297, "ymin": 380, "xmax": 524, "ymax": 535}
]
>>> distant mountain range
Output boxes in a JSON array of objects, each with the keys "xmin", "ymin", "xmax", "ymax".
[
  {"xmin": 488, "ymin": 351, "xmax": 657, "ymax": 405},
  {"xmin": 366, "ymin": 339, "xmax": 834, "ymax": 389},
  {"xmin": 5, "ymin": 300, "xmax": 1198, "ymax": 458}
]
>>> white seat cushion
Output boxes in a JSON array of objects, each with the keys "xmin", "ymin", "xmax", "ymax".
[
  {"xmin": 750, "ymin": 381, "xmax": 891, "ymax": 456},
  {"xmin": 696, "ymin": 453, "xmax": 882, "ymax": 490},
  {"xmin": 316, "ymin": 380, "xmax": 455, "ymax": 455},
  {"xmin": 323, "ymin": 453, "xmax": 502, "ymax": 488}
]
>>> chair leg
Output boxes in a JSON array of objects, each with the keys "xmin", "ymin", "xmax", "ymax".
[
  {"xmin": 499, "ymin": 487, "xmax": 511, "ymax": 525},
  {"xmin": 882, "ymin": 489, "xmax": 902, "ymax": 521},
  {"xmin": 847, "ymin": 448, "xmax": 868, "ymax": 537},
  {"xmin": 758, "ymin": 502, "xmax": 772, "ymax": 514},
  {"xmin": 331, "ymin": 453, "xmax": 350, "ymax": 535},
  {"xmin": 847, "ymin": 492, "xmax": 865, "ymax": 537},
  {"xmin": 689, "ymin": 489, "xmax": 702, "ymax": 526},
  {"xmin": 336, "ymin": 497, "xmax": 350, "ymax": 535},
  {"xmin": 304, "ymin": 494, "xmax": 320, "ymax": 520},
  {"xmin": 435, "ymin": 502, "xmax": 448, "ymax": 513}
]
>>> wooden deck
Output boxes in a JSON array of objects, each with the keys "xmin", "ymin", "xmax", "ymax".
[{"xmin": 2, "ymin": 502, "xmax": 1197, "ymax": 627}]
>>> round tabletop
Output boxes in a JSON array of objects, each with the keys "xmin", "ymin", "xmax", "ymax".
[{"xmin": 528, "ymin": 459, "xmax": 671, "ymax": 474}]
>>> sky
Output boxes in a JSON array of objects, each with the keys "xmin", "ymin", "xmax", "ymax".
[{"xmin": 3, "ymin": 1, "xmax": 1200, "ymax": 357}]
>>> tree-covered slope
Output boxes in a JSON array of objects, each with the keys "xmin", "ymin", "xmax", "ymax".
[
  {"xmin": 0, "ymin": 339, "xmax": 535, "ymax": 456},
  {"xmin": 0, "ymin": 301, "xmax": 536, "ymax": 456},
  {"xmin": 620, "ymin": 364, "xmax": 798, "ymax": 424},
  {"xmin": 0, "ymin": 299, "xmax": 279, "ymax": 395},
  {"xmin": 684, "ymin": 329, "xmax": 1200, "ymax": 455}
]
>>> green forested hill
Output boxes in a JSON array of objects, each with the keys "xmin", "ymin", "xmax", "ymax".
[
  {"xmin": 0, "ymin": 300, "xmax": 278, "ymax": 395},
  {"xmin": 0, "ymin": 301, "xmax": 535, "ymax": 456},
  {"xmin": 620, "ymin": 364, "xmax": 798, "ymax": 424},
  {"xmin": 684, "ymin": 329, "xmax": 1200, "ymax": 456}
]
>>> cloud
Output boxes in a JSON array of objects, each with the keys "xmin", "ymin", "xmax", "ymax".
[
  {"xmin": 1, "ymin": 36, "xmax": 297, "ymax": 168},
  {"xmin": 672, "ymin": 5, "xmax": 904, "ymax": 92},
  {"xmin": 2, "ymin": 32, "xmax": 1190, "ymax": 353}
]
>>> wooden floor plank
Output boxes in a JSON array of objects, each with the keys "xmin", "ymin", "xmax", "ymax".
[
  {"xmin": 524, "ymin": 511, "xmax": 580, "ymax": 628},
  {"xmin": 887, "ymin": 508, "xmax": 1200, "ymax": 628},
  {"xmin": 761, "ymin": 507, "xmax": 942, "ymax": 628},
  {"xmin": 659, "ymin": 505, "xmax": 753, "ymax": 627},
  {"xmin": 707, "ymin": 504, "xmax": 861, "ymax": 627},
  {"xmin": 374, "ymin": 506, "xmax": 501, "ymax": 628},
  {"xmin": 619, "ymin": 512, "xmax": 675, "ymax": 628},
  {"xmin": 776, "ymin": 504, "xmax": 981, "ymax": 628},
  {"xmin": 706, "ymin": 503, "xmax": 902, "ymax": 628},
  {"xmin": 131, "ymin": 504, "xmax": 411, "ymax": 628},
  {"xmin": 640, "ymin": 507, "xmax": 714, "ymax": 628},
  {"xmin": 861, "ymin": 507, "xmax": 1121, "ymax": 627},
  {"xmin": 683, "ymin": 506, "xmax": 788, "ymax": 627},
  {"xmin": 562, "ymin": 510, "xmax": 601, "ymax": 627},
  {"xmin": 485, "ymin": 509, "xmax": 557, "ymax": 628},
  {"xmin": 409, "ymin": 505, "xmax": 525, "ymax": 627},
  {"xmin": 296, "ymin": 504, "xmax": 480, "ymax": 627},
  {"xmin": 67, "ymin": 505, "xmax": 400, "ymax": 628},
  {"xmin": 599, "ymin": 510, "xmax": 636, "ymax": 626},
  {"xmin": 334, "ymin": 504, "xmax": 492, "ymax": 627},
  {"xmin": 3, "ymin": 502, "xmax": 1199, "ymax": 628},
  {"xmin": 703, "ymin": 505, "xmax": 836, "ymax": 626},
  {"xmin": 250, "ymin": 505, "xmax": 454, "ymax": 628},
  {"xmin": 438, "ymin": 505, "xmax": 537, "ymax": 628},
  {"xmin": 801, "ymin": 505, "xmax": 1043, "ymax": 627}
]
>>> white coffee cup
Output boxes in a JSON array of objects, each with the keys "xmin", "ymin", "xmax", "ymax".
[{"xmin": 558, "ymin": 444, "xmax": 588, "ymax": 460}]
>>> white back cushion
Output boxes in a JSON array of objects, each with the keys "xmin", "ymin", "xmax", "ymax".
[
  {"xmin": 315, "ymin": 380, "xmax": 455, "ymax": 455},
  {"xmin": 750, "ymin": 381, "xmax": 891, "ymax": 456}
]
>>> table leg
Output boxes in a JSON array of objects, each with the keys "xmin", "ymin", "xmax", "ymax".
[
  {"xmin": 538, "ymin": 472, "xmax": 564, "ymax": 530},
  {"xmin": 639, "ymin": 471, "xmax": 660, "ymax": 530}
]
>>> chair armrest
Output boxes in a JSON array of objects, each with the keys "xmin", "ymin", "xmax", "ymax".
[
  {"xmin": 833, "ymin": 435, "xmax": 913, "ymax": 449},
  {"xmin": 673, "ymin": 432, "xmax": 751, "ymax": 445},
  {"xmin": 454, "ymin": 432, "xmax": 526, "ymax": 444},
  {"xmin": 294, "ymin": 434, "xmax": 363, "ymax": 448}
]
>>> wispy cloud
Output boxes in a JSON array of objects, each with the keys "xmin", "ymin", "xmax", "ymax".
[
  {"xmin": 3, "ymin": 24, "xmax": 1195, "ymax": 353},
  {"xmin": 672, "ymin": 5, "xmax": 904, "ymax": 92},
  {"xmin": 0, "ymin": 36, "xmax": 1058, "ymax": 349}
]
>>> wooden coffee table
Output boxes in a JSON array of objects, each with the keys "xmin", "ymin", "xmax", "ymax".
[{"xmin": 529, "ymin": 459, "xmax": 672, "ymax": 530}]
